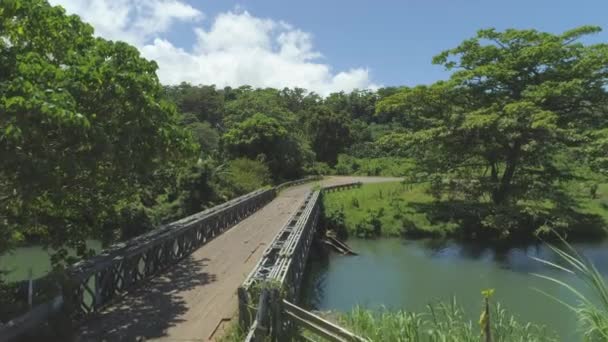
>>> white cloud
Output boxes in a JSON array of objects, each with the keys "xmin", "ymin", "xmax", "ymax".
[
  {"xmin": 50, "ymin": 0, "xmax": 202, "ymax": 46},
  {"xmin": 49, "ymin": 1, "xmax": 378, "ymax": 94}
]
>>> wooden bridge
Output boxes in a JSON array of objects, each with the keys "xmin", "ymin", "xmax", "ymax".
[{"xmin": 1, "ymin": 176, "xmax": 396, "ymax": 341}]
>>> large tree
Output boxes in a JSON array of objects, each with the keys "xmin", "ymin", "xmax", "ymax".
[
  {"xmin": 379, "ymin": 26, "xmax": 608, "ymax": 235},
  {"xmin": 0, "ymin": 0, "xmax": 195, "ymax": 262},
  {"xmin": 222, "ymin": 113, "xmax": 310, "ymax": 181},
  {"xmin": 306, "ymin": 106, "xmax": 353, "ymax": 165},
  {"xmin": 164, "ymin": 83, "xmax": 225, "ymax": 128}
]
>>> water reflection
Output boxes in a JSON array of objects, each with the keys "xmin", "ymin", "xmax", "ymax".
[
  {"xmin": 302, "ymin": 238, "xmax": 608, "ymax": 341},
  {"xmin": 416, "ymin": 239, "xmax": 608, "ymax": 274}
]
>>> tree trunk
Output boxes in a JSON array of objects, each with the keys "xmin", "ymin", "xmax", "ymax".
[{"xmin": 492, "ymin": 141, "xmax": 521, "ymax": 205}]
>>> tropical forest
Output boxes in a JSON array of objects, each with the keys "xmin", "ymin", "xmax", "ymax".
[{"xmin": 1, "ymin": 1, "xmax": 608, "ymax": 341}]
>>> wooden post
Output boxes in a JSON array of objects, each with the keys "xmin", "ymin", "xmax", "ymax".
[{"xmin": 480, "ymin": 289, "xmax": 494, "ymax": 342}]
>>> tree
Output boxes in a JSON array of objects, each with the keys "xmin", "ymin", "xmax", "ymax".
[
  {"xmin": 187, "ymin": 121, "xmax": 220, "ymax": 155},
  {"xmin": 306, "ymin": 106, "xmax": 353, "ymax": 165},
  {"xmin": 379, "ymin": 26, "xmax": 608, "ymax": 235},
  {"xmin": 0, "ymin": 0, "xmax": 195, "ymax": 262},
  {"xmin": 223, "ymin": 87, "xmax": 296, "ymax": 129},
  {"xmin": 165, "ymin": 83, "xmax": 225, "ymax": 128},
  {"xmin": 222, "ymin": 113, "xmax": 310, "ymax": 181},
  {"xmin": 279, "ymin": 87, "xmax": 321, "ymax": 115},
  {"xmin": 216, "ymin": 158, "xmax": 271, "ymax": 196},
  {"xmin": 325, "ymin": 90, "xmax": 378, "ymax": 123}
]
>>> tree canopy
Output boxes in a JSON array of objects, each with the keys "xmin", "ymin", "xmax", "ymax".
[
  {"xmin": 378, "ymin": 26, "xmax": 608, "ymax": 237},
  {"xmin": 0, "ymin": 0, "xmax": 195, "ymax": 261}
]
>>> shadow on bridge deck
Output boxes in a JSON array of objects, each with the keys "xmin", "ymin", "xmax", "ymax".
[{"xmin": 77, "ymin": 256, "xmax": 216, "ymax": 342}]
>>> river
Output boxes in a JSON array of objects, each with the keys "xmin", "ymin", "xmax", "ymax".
[
  {"xmin": 0, "ymin": 241, "xmax": 101, "ymax": 282},
  {"xmin": 302, "ymin": 238, "xmax": 608, "ymax": 341}
]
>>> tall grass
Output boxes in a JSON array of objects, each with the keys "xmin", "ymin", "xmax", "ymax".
[
  {"xmin": 335, "ymin": 299, "xmax": 556, "ymax": 342},
  {"xmin": 216, "ymin": 321, "xmax": 246, "ymax": 342},
  {"xmin": 533, "ymin": 236, "xmax": 608, "ymax": 341},
  {"xmin": 322, "ymin": 181, "xmax": 456, "ymax": 238}
]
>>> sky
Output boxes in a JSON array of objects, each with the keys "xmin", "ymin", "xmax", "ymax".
[{"xmin": 49, "ymin": 0, "xmax": 608, "ymax": 95}]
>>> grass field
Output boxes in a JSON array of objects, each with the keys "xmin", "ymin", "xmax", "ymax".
[
  {"xmin": 322, "ymin": 181, "xmax": 608, "ymax": 239},
  {"xmin": 568, "ymin": 183, "xmax": 608, "ymax": 222},
  {"xmin": 322, "ymin": 181, "xmax": 457, "ymax": 238}
]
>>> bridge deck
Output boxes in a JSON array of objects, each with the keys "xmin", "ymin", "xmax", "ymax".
[{"xmin": 77, "ymin": 176, "xmax": 398, "ymax": 342}]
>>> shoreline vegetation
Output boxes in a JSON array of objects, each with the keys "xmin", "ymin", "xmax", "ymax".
[
  {"xmin": 322, "ymin": 180, "xmax": 608, "ymax": 243},
  {"xmin": 336, "ymin": 299, "xmax": 558, "ymax": 342}
]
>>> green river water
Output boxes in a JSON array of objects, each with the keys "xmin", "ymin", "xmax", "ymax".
[
  {"xmin": 0, "ymin": 241, "xmax": 102, "ymax": 282},
  {"xmin": 303, "ymin": 238, "xmax": 608, "ymax": 341}
]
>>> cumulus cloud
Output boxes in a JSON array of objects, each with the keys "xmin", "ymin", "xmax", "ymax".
[
  {"xmin": 51, "ymin": 0, "xmax": 203, "ymax": 46},
  {"xmin": 49, "ymin": 1, "xmax": 378, "ymax": 94}
]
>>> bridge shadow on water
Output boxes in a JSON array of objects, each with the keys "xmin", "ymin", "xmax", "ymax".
[{"xmin": 76, "ymin": 256, "xmax": 217, "ymax": 342}]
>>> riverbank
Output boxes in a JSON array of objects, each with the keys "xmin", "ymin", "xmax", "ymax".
[
  {"xmin": 336, "ymin": 302, "xmax": 557, "ymax": 341},
  {"xmin": 322, "ymin": 181, "xmax": 608, "ymax": 242}
]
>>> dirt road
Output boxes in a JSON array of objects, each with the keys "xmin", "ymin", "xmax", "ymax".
[{"xmin": 77, "ymin": 176, "xmax": 400, "ymax": 342}]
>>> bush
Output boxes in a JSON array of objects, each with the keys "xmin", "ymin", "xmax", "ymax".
[
  {"xmin": 304, "ymin": 161, "xmax": 333, "ymax": 176},
  {"xmin": 334, "ymin": 155, "xmax": 413, "ymax": 177},
  {"xmin": 0, "ymin": 279, "xmax": 24, "ymax": 323},
  {"xmin": 354, "ymin": 209, "xmax": 383, "ymax": 238},
  {"xmin": 217, "ymin": 158, "xmax": 272, "ymax": 196},
  {"xmin": 323, "ymin": 208, "xmax": 348, "ymax": 240}
]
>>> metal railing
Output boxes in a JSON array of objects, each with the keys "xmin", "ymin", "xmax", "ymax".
[
  {"xmin": 1, "ymin": 177, "xmax": 322, "ymax": 341},
  {"xmin": 239, "ymin": 182, "xmax": 365, "ymax": 341}
]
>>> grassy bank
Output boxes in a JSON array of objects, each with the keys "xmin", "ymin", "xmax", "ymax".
[
  {"xmin": 322, "ymin": 181, "xmax": 608, "ymax": 240},
  {"xmin": 322, "ymin": 181, "xmax": 453, "ymax": 238},
  {"xmin": 335, "ymin": 300, "xmax": 557, "ymax": 342},
  {"xmin": 217, "ymin": 302, "xmax": 556, "ymax": 342}
]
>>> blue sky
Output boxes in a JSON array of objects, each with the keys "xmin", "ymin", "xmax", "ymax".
[
  {"xmin": 180, "ymin": 0, "xmax": 608, "ymax": 86},
  {"xmin": 53, "ymin": 0, "xmax": 608, "ymax": 93}
]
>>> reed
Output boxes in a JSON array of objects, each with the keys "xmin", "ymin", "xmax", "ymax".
[
  {"xmin": 337, "ymin": 298, "xmax": 556, "ymax": 342},
  {"xmin": 533, "ymin": 235, "xmax": 608, "ymax": 341}
]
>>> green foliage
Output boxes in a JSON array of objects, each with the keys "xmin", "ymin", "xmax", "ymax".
[
  {"xmin": 187, "ymin": 121, "xmax": 220, "ymax": 155},
  {"xmin": 586, "ymin": 128, "xmax": 608, "ymax": 177},
  {"xmin": 0, "ymin": 0, "xmax": 196, "ymax": 263},
  {"xmin": 323, "ymin": 182, "xmax": 455, "ymax": 238},
  {"xmin": 378, "ymin": 26, "xmax": 608, "ymax": 235},
  {"xmin": 0, "ymin": 279, "xmax": 24, "ymax": 323},
  {"xmin": 338, "ymin": 301, "xmax": 557, "ymax": 342},
  {"xmin": 323, "ymin": 207, "xmax": 348, "ymax": 239},
  {"xmin": 304, "ymin": 161, "xmax": 333, "ymax": 176},
  {"xmin": 306, "ymin": 106, "xmax": 353, "ymax": 165},
  {"xmin": 215, "ymin": 158, "xmax": 272, "ymax": 197},
  {"xmin": 223, "ymin": 113, "xmax": 310, "ymax": 181},
  {"xmin": 534, "ymin": 237, "xmax": 608, "ymax": 341},
  {"xmin": 324, "ymin": 181, "xmax": 607, "ymax": 241},
  {"xmin": 324, "ymin": 90, "xmax": 378, "ymax": 123},
  {"xmin": 216, "ymin": 322, "xmax": 246, "ymax": 342},
  {"xmin": 223, "ymin": 87, "xmax": 297, "ymax": 129},
  {"xmin": 334, "ymin": 155, "xmax": 414, "ymax": 177},
  {"xmin": 354, "ymin": 208, "xmax": 383, "ymax": 238},
  {"xmin": 164, "ymin": 83, "xmax": 225, "ymax": 127}
]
